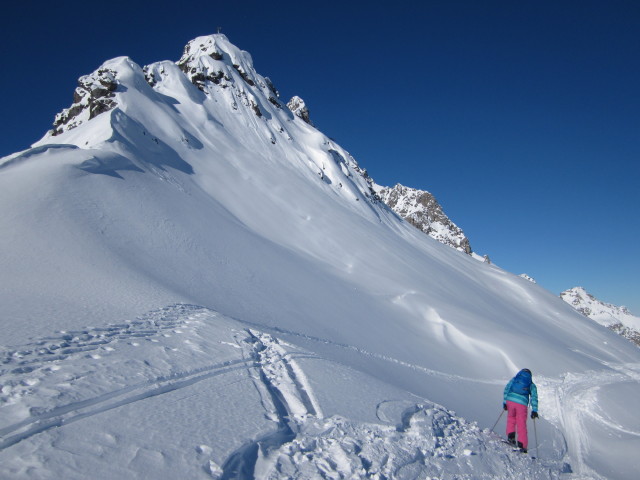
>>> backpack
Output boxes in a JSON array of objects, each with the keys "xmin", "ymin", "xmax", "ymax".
[{"xmin": 510, "ymin": 370, "xmax": 532, "ymax": 396}]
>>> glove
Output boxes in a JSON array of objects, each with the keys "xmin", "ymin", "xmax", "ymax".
[
  {"xmin": 531, "ymin": 411, "xmax": 539, "ymax": 419},
  {"xmin": 503, "ymin": 403, "xmax": 507, "ymax": 411}
]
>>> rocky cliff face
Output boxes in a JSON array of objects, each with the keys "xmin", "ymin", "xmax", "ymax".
[
  {"xmin": 52, "ymin": 68, "xmax": 118, "ymax": 135},
  {"xmin": 561, "ymin": 287, "xmax": 640, "ymax": 347},
  {"xmin": 287, "ymin": 96, "xmax": 312, "ymax": 124},
  {"xmin": 374, "ymin": 183, "xmax": 472, "ymax": 254}
]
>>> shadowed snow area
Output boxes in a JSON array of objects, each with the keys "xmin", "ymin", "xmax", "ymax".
[{"xmin": 1, "ymin": 34, "xmax": 639, "ymax": 479}]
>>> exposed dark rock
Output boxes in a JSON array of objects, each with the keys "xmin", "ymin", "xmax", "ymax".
[
  {"xmin": 185, "ymin": 70, "xmax": 228, "ymax": 91},
  {"xmin": 233, "ymin": 64, "xmax": 255, "ymax": 86},
  {"xmin": 269, "ymin": 96, "xmax": 281, "ymax": 108},
  {"xmin": 144, "ymin": 68, "xmax": 158, "ymax": 87},
  {"xmin": 52, "ymin": 68, "xmax": 118, "ymax": 135},
  {"xmin": 177, "ymin": 41, "xmax": 223, "ymax": 71},
  {"xmin": 265, "ymin": 77, "xmax": 279, "ymax": 97},
  {"xmin": 89, "ymin": 98, "xmax": 117, "ymax": 119},
  {"xmin": 250, "ymin": 100, "xmax": 263, "ymax": 117}
]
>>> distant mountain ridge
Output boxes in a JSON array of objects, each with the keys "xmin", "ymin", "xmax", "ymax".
[{"xmin": 561, "ymin": 287, "xmax": 640, "ymax": 346}]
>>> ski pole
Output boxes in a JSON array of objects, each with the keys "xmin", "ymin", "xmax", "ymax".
[
  {"xmin": 490, "ymin": 409, "xmax": 505, "ymax": 433},
  {"xmin": 533, "ymin": 417, "xmax": 539, "ymax": 458}
]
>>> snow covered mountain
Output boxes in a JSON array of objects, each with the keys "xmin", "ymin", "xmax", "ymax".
[
  {"xmin": 561, "ymin": 287, "xmax": 640, "ymax": 347},
  {"xmin": 1, "ymin": 34, "xmax": 639, "ymax": 479},
  {"xmin": 374, "ymin": 183, "xmax": 473, "ymax": 254}
]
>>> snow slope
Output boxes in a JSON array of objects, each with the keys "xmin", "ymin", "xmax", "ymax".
[{"xmin": 1, "ymin": 34, "xmax": 639, "ymax": 479}]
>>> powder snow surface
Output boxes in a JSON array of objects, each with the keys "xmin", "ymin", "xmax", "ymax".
[{"xmin": 1, "ymin": 34, "xmax": 639, "ymax": 479}]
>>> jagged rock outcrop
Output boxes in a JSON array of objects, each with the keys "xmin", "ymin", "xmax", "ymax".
[
  {"xmin": 287, "ymin": 96, "xmax": 311, "ymax": 124},
  {"xmin": 561, "ymin": 287, "xmax": 640, "ymax": 347},
  {"xmin": 50, "ymin": 35, "xmax": 289, "ymax": 137},
  {"xmin": 52, "ymin": 68, "xmax": 118, "ymax": 135},
  {"xmin": 374, "ymin": 183, "xmax": 472, "ymax": 254}
]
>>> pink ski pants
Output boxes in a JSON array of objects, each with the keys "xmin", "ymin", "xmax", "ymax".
[{"xmin": 506, "ymin": 400, "xmax": 529, "ymax": 449}]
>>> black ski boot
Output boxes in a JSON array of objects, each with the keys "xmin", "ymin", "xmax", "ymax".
[
  {"xmin": 517, "ymin": 441, "xmax": 527, "ymax": 453},
  {"xmin": 507, "ymin": 432, "xmax": 516, "ymax": 446}
]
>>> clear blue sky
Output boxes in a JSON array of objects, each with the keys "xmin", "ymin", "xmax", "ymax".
[{"xmin": 2, "ymin": 1, "xmax": 639, "ymax": 313}]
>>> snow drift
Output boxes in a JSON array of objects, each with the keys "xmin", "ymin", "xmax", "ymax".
[{"xmin": 1, "ymin": 34, "xmax": 639, "ymax": 479}]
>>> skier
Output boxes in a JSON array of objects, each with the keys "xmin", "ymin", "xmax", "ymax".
[{"xmin": 503, "ymin": 368, "xmax": 538, "ymax": 453}]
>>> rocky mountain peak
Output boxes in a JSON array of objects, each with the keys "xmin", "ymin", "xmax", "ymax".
[
  {"xmin": 374, "ymin": 183, "xmax": 472, "ymax": 254},
  {"xmin": 177, "ymin": 34, "xmax": 227, "ymax": 65},
  {"xmin": 287, "ymin": 96, "xmax": 312, "ymax": 124},
  {"xmin": 46, "ymin": 35, "xmax": 293, "ymax": 139},
  {"xmin": 174, "ymin": 34, "xmax": 279, "ymax": 102},
  {"xmin": 561, "ymin": 287, "xmax": 640, "ymax": 347}
]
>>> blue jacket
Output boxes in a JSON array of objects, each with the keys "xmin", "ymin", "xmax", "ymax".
[{"xmin": 504, "ymin": 377, "xmax": 538, "ymax": 412}]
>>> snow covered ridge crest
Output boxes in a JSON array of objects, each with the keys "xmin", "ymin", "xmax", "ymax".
[
  {"xmin": 48, "ymin": 34, "xmax": 287, "ymax": 137},
  {"xmin": 561, "ymin": 287, "xmax": 640, "ymax": 347},
  {"xmin": 35, "ymin": 33, "xmax": 385, "ymax": 209}
]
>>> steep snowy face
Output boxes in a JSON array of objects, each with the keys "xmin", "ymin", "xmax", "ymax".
[
  {"xmin": 374, "ymin": 183, "xmax": 472, "ymax": 254},
  {"xmin": 561, "ymin": 287, "xmax": 640, "ymax": 346}
]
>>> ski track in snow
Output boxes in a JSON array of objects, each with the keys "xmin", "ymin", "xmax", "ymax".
[
  {"xmin": 2, "ymin": 303, "xmax": 635, "ymax": 479},
  {"xmin": 0, "ymin": 359, "xmax": 249, "ymax": 450},
  {"xmin": 537, "ymin": 362, "xmax": 640, "ymax": 479},
  {"xmin": 217, "ymin": 329, "xmax": 565, "ymax": 479},
  {"xmin": 219, "ymin": 330, "xmax": 322, "ymax": 479}
]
